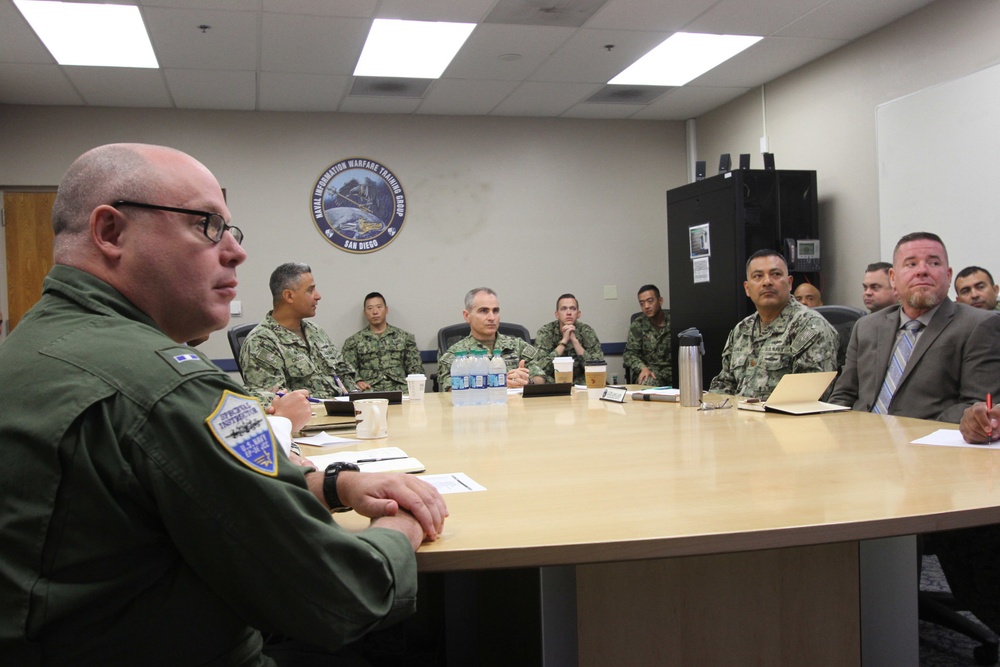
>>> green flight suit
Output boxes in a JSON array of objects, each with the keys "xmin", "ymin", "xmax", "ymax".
[{"xmin": 0, "ymin": 266, "xmax": 416, "ymax": 665}]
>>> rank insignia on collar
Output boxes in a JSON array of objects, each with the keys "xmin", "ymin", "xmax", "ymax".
[{"xmin": 206, "ymin": 390, "xmax": 278, "ymax": 476}]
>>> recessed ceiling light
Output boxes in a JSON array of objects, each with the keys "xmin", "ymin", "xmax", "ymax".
[
  {"xmin": 354, "ymin": 18, "xmax": 475, "ymax": 79},
  {"xmin": 609, "ymin": 32, "xmax": 762, "ymax": 86},
  {"xmin": 14, "ymin": 0, "xmax": 158, "ymax": 68}
]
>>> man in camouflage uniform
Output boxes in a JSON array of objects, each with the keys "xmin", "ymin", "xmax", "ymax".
[
  {"xmin": 342, "ymin": 292, "xmax": 423, "ymax": 392},
  {"xmin": 437, "ymin": 287, "xmax": 546, "ymax": 390},
  {"xmin": 534, "ymin": 293, "xmax": 603, "ymax": 384},
  {"xmin": 709, "ymin": 250, "xmax": 838, "ymax": 400},
  {"xmin": 623, "ymin": 284, "xmax": 672, "ymax": 385},
  {"xmin": 241, "ymin": 263, "xmax": 359, "ymax": 403}
]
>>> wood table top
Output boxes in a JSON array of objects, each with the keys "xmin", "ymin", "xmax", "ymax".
[{"xmin": 302, "ymin": 390, "xmax": 1000, "ymax": 572}]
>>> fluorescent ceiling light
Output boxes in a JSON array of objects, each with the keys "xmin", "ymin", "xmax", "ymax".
[
  {"xmin": 609, "ymin": 32, "xmax": 762, "ymax": 86},
  {"xmin": 14, "ymin": 0, "xmax": 158, "ymax": 68},
  {"xmin": 354, "ymin": 18, "xmax": 475, "ymax": 79}
]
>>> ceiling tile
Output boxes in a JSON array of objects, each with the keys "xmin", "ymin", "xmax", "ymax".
[
  {"xmin": 491, "ymin": 80, "xmax": 600, "ymax": 116},
  {"xmin": 685, "ymin": 0, "xmax": 828, "ymax": 37},
  {"xmin": 164, "ymin": 68, "xmax": 257, "ymax": 109},
  {"xmin": 260, "ymin": 13, "xmax": 369, "ymax": 75},
  {"xmin": 777, "ymin": 0, "xmax": 936, "ymax": 41},
  {"xmin": 417, "ymin": 78, "xmax": 520, "ymax": 115},
  {"xmin": 145, "ymin": 7, "xmax": 259, "ymax": 70},
  {"xmin": 691, "ymin": 36, "xmax": 847, "ymax": 88},
  {"xmin": 529, "ymin": 28, "xmax": 669, "ymax": 84},
  {"xmin": 258, "ymin": 71, "xmax": 350, "ymax": 111},
  {"xmin": 631, "ymin": 85, "xmax": 752, "ymax": 121},
  {"xmin": 64, "ymin": 67, "xmax": 174, "ymax": 108},
  {"xmin": 586, "ymin": 0, "xmax": 718, "ymax": 32},
  {"xmin": 0, "ymin": 63, "xmax": 82, "ymax": 105},
  {"xmin": 444, "ymin": 24, "xmax": 575, "ymax": 81}
]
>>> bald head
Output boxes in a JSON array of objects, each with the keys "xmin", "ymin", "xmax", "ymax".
[
  {"xmin": 52, "ymin": 144, "xmax": 223, "ymax": 262},
  {"xmin": 793, "ymin": 283, "xmax": 823, "ymax": 308}
]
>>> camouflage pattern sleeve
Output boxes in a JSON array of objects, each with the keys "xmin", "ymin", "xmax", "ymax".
[
  {"xmin": 708, "ymin": 328, "xmax": 739, "ymax": 395},
  {"xmin": 403, "ymin": 331, "xmax": 423, "ymax": 377},
  {"xmin": 341, "ymin": 332, "xmax": 361, "ymax": 377},
  {"xmin": 437, "ymin": 349, "xmax": 456, "ymax": 392},
  {"xmin": 789, "ymin": 314, "xmax": 839, "ymax": 375},
  {"xmin": 532, "ymin": 321, "xmax": 562, "ymax": 380},
  {"xmin": 239, "ymin": 327, "xmax": 286, "ymax": 404},
  {"xmin": 577, "ymin": 323, "xmax": 604, "ymax": 363},
  {"xmin": 622, "ymin": 317, "xmax": 645, "ymax": 374}
]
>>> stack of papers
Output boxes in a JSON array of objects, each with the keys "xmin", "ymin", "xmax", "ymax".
[{"xmin": 309, "ymin": 447, "xmax": 425, "ymax": 474}]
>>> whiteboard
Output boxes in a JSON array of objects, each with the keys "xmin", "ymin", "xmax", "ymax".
[{"xmin": 877, "ymin": 62, "xmax": 1000, "ymax": 280}]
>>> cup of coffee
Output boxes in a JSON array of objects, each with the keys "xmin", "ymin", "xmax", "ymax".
[
  {"xmin": 354, "ymin": 398, "xmax": 389, "ymax": 439},
  {"xmin": 406, "ymin": 373, "xmax": 426, "ymax": 401},
  {"xmin": 552, "ymin": 357, "xmax": 574, "ymax": 384},
  {"xmin": 584, "ymin": 360, "xmax": 607, "ymax": 399}
]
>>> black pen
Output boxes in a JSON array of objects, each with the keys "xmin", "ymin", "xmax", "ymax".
[{"xmin": 451, "ymin": 474, "xmax": 472, "ymax": 490}]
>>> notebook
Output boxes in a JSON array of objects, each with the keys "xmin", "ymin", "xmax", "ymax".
[{"xmin": 736, "ymin": 371, "xmax": 848, "ymax": 415}]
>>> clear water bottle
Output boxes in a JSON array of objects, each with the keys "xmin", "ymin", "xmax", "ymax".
[
  {"xmin": 451, "ymin": 351, "xmax": 469, "ymax": 406},
  {"xmin": 488, "ymin": 349, "xmax": 508, "ymax": 405},
  {"xmin": 469, "ymin": 349, "xmax": 489, "ymax": 405}
]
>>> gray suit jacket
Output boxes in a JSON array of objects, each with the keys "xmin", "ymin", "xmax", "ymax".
[{"xmin": 829, "ymin": 299, "xmax": 1000, "ymax": 423}]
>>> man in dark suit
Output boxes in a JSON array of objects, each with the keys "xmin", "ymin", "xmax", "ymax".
[{"xmin": 829, "ymin": 232, "xmax": 1000, "ymax": 422}]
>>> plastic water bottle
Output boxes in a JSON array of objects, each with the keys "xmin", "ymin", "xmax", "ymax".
[
  {"xmin": 469, "ymin": 349, "xmax": 489, "ymax": 405},
  {"xmin": 451, "ymin": 351, "xmax": 469, "ymax": 406},
  {"xmin": 488, "ymin": 350, "xmax": 508, "ymax": 405}
]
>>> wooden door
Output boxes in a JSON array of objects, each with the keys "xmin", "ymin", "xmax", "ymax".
[{"xmin": 4, "ymin": 191, "xmax": 56, "ymax": 332}]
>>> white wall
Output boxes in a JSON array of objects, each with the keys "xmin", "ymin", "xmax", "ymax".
[
  {"xmin": 0, "ymin": 106, "xmax": 686, "ymax": 371},
  {"xmin": 695, "ymin": 0, "xmax": 1000, "ymax": 308}
]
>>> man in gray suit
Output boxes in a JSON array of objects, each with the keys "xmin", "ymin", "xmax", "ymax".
[
  {"xmin": 830, "ymin": 232, "xmax": 1000, "ymax": 639},
  {"xmin": 829, "ymin": 231, "xmax": 1000, "ymax": 421}
]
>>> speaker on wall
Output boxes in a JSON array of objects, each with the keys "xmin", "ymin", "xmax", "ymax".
[
  {"xmin": 718, "ymin": 154, "xmax": 731, "ymax": 173},
  {"xmin": 763, "ymin": 153, "xmax": 775, "ymax": 170},
  {"xmin": 739, "ymin": 154, "xmax": 750, "ymax": 170},
  {"xmin": 695, "ymin": 161, "xmax": 706, "ymax": 181}
]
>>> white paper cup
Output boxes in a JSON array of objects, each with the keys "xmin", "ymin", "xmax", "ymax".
[
  {"xmin": 585, "ymin": 362, "xmax": 607, "ymax": 399},
  {"xmin": 552, "ymin": 356, "xmax": 574, "ymax": 384},
  {"xmin": 406, "ymin": 374, "xmax": 426, "ymax": 401}
]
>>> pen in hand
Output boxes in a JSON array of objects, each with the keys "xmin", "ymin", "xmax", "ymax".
[{"xmin": 276, "ymin": 391, "xmax": 322, "ymax": 404}]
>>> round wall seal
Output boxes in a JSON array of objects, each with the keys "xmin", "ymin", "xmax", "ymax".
[{"xmin": 310, "ymin": 158, "xmax": 406, "ymax": 253}]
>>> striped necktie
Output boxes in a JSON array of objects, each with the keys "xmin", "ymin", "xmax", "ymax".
[{"xmin": 873, "ymin": 320, "xmax": 924, "ymax": 414}]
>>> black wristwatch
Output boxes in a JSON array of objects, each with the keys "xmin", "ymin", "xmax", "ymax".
[{"xmin": 323, "ymin": 462, "xmax": 360, "ymax": 511}]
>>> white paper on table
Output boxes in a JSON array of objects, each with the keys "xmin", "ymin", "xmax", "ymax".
[
  {"xmin": 419, "ymin": 472, "xmax": 486, "ymax": 494},
  {"xmin": 507, "ymin": 387, "xmax": 523, "ymax": 395},
  {"xmin": 294, "ymin": 432, "xmax": 360, "ymax": 448},
  {"xmin": 309, "ymin": 447, "xmax": 425, "ymax": 473},
  {"xmin": 911, "ymin": 428, "xmax": 1000, "ymax": 449}
]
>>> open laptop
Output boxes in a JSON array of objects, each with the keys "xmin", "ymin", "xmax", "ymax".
[{"xmin": 736, "ymin": 371, "xmax": 848, "ymax": 415}]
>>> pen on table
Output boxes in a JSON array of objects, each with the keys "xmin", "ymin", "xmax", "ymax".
[
  {"xmin": 276, "ymin": 391, "xmax": 322, "ymax": 404},
  {"xmin": 451, "ymin": 474, "xmax": 472, "ymax": 491},
  {"xmin": 356, "ymin": 456, "xmax": 408, "ymax": 463}
]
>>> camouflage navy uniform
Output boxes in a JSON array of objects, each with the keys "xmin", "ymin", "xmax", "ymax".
[
  {"xmin": 437, "ymin": 333, "xmax": 546, "ymax": 391},
  {"xmin": 709, "ymin": 298, "xmax": 838, "ymax": 400},
  {"xmin": 240, "ymin": 312, "xmax": 358, "ymax": 403},
  {"xmin": 623, "ymin": 313, "xmax": 672, "ymax": 385},
  {"xmin": 533, "ymin": 320, "xmax": 604, "ymax": 384},
  {"xmin": 342, "ymin": 324, "xmax": 423, "ymax": 392}
]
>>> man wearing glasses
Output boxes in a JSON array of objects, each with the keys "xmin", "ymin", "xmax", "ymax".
[{"xmin": 0, "ymin": 144, "xmax": 447, "ymax": 664}]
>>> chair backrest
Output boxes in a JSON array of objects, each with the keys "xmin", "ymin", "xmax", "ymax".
[
  {"xmin": 813, "ymin": 305, "xmax": 867, "ymax": 369},
  {"xmin": 436, "ymin": 321, "xmax": 533, "ymax": 355},
  {"xmin": 630, "ymin": 311, "xmax": 643, "ymax": 323},
  {"xmin": 227, "ymin": 322, "xmax": 258, "ymax": 380}
]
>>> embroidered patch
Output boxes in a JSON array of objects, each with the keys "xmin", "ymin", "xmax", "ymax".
[
  {"xmin": 206, "ymin": 390, "xmax": 278, "ymax": 476},
  {"xmin": 174, "ymin": 353, "xmax": 199, "ymax": 363}
]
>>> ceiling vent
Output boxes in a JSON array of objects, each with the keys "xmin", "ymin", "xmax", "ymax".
[
  {"xmin": 585, "ymin": 85, "xmax": 670, "ymax": 105},
  {"xmin": 483, "ymin": 0, "xmax": 609, "ymax": 28},
  {"xmin": 349, "ymin": 77, "xmax": 433, "ymax": 98}
]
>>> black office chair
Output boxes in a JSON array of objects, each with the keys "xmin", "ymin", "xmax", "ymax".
[
  {"xmin": 227, "ymin": 322, "xmax": 258, "ymax": 382},
  {"xmin": 813, "ymin": 305, "xmax": 866, "ymax": 371},
  {"xmin": 919, "ymin": 537, "xmax": 999, "ymax": 665}
]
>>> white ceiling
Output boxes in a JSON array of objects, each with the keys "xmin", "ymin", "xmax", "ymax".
[{"xmin": 0, "ymin": 0, "xmax": 935, "ymax": 120}]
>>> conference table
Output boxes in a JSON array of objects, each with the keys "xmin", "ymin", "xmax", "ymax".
[{"xmin": 301, "ymin": 389, "xmax": 1000, "ymax": 666}]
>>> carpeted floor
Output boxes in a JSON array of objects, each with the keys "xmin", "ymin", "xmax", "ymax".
[{"xmin": 920, "ymin": 555, "xmax": 999, "ymax": 666}]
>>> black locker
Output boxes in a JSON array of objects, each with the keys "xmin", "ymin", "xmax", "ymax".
[{"xmin": 666, "ymin": 169, "xmax": 819, "ymax": 387}]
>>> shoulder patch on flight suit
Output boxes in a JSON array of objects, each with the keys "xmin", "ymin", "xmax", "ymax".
[
  {"xmin": 206, "ymin": 390, "xmax": 279, "ymax": 476},
  {"xmin": 157, "ymin": 347, "xmax": 218, "ymax": 376}
]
